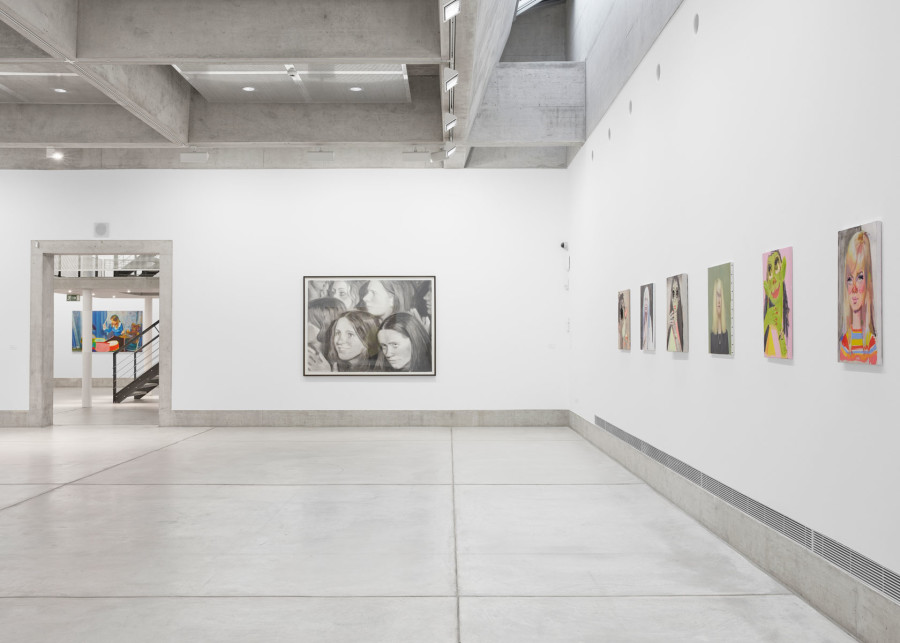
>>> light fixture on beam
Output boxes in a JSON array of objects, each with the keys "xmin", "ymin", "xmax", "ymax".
[
  {"xmin": 179, "ymin": 149, "xmax": 209, "ymax": 163},
  {"xmin": 442, "ymin": 67, "xmax": 459, "ymax": 93},
  {"xmin": 46, "ymin": 148, "xmax": 64, "ymax": 161},
  {"xmin": 442, "ymin": 0, "xmax": 461, "ymax": 21},
  {"xmin": 402, "ymin": 151, "xmax": 431, "ymax": 162},
  {"xmin": 285, "ymin": 64, "xmax": 302, "ymax": 85},
  {"xmin": 306, "ymin": 150, "xmax": 335, "ymax": 161},
  {"xmin": 430, "ymin": 146, "xmax": 458, "ymax": 163},
  {"xmin": 443, "ymin": 113, "xmax": 458, "ymax": 132}
]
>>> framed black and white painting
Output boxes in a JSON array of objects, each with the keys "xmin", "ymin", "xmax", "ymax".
[{"xmin": 304, "ymin": 276, "xmax": 435, "ymax": 376}]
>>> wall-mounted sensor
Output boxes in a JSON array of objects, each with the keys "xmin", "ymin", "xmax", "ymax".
[
  {"xmin": 94, "ymin": 222, "xmax": 109, "ymax": 238},
  {"xmin": 560, "ymin": 241, "xmax": 568, "ymax": 250}
]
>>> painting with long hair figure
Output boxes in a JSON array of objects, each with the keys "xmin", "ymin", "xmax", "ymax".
[
  {"xmin": 666, "ymin": 274, "xmax": 688, "ymax": 352},
  {"xmin": 617, "ymin": 289, "xmax": 631, "ymax": 350},
  {"xmin": 762, "ymin": 247, "xmax": 793, "ymax": 359},
  {"xmin": 838, "ymin": 222, "xmax": 882, "ymax": 365},
  {"xmin": 708, "ymin": 263, "xmax": 734, "ymax": 355},
  {"xmin": 304, "ymin": 276, "xmax": 435, "ymax": 375},
  {"xmin": 640, "ymin": 283, "xmax": 655, "ymax": 351}
]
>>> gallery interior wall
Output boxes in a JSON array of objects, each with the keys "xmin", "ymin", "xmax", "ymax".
[
  {"xmin": 566, "ymin": 0, "xmax": 900, "ymax": 573},
  {"xmin": 0, "ymin": 169, "xmax": 570, "ymax": 412}
]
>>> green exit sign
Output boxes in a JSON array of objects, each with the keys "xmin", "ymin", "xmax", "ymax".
[{"xmin": 66, "ymin": 294, "xmax": 81, "ymax": 302}]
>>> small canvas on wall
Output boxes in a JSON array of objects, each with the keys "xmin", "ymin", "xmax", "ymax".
[
  {"xmin": 665, "ymin": 274, "xmax": 688, "ymax": 352},
  {"xmin": 708, "ymin": 262, "xmax": 734, "ymax": 355},
  {"xmin": 640, "ymin": 283, "xmax": 655, "ymax": 351},
  {"xmin": 72, "ymin": 311, "xmax": 143, "ymax": 352},
  {"xmin": 762, "ymin": 247, "xmax": 793, "ymax": 359},
  {"xmin": 838, "ymin": 222, "xmax": 882, "ymax": 365},
  {"xmin": 617, "ymin": 289, "xmax": 631, "ymax": 350},
  {"xmin": 304, "ymin": 277, "xmax": 435, "ymax": 375}
]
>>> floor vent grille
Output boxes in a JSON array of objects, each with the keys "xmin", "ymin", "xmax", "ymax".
[{"xmin": 594, "ymin": 415, "xmax": 899, "ymax": 604}]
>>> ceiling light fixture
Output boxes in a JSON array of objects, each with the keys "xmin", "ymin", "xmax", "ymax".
[
  {"xmin": 430, "ymin": 146, "xmax": 457, "ymax": 163},
  {"xmin": 442, "ymin": 68, "xmax": 459, "ymax": 92},
  {"xmin": 446, "ymin": 145, "xmax": 457, "ymax": 157},
  {"xmin": 46, "ymin": 148, "xmax": 64, "ymax": 161},
  {"xmin": 285, "ymin": 64, "xmax": 303, "ymax": 85},
  {"xmin": 443, "ymin": 113, "xmax": 458, "ymax": 132},
  {"xmin": 349, "ymin": 86, "xmax": 363, "ymax": 92},
  {"xmin": 53, "ymin": 88, "xmax": 67, "ymax": 93},
  {"xmin": 242, "ymin": 86, "xmax": 255, "ymax": 92},
  {"xmin": 443, "ymin": 0, "xmax": 461, "ymax": 21}
]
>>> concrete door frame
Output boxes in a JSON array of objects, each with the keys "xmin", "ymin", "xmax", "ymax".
[{"xmin": 29, "ymin": 240, "xmax": 173, "ymax": 427}]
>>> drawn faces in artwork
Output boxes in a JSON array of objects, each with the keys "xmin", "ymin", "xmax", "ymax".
[{"xmin": 363, "ymin": 280, "xmax": 394, "ymax": 319}]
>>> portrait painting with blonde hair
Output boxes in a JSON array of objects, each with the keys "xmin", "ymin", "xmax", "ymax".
[
  {"xmin": 708, "ymin": 263, "xmax": 734, "ymax": 355},
  {"xmin": 640, "ymin": 284, "xmax": 655, "ymax": 351},
  {"xmin": 838, "ymin": 222, "xmax": 882, "ymax": 365}
]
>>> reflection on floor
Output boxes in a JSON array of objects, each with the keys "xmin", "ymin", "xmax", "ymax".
[
  {"xmin": 53, "ymin": 386, "xmax": 159, "ymax": 426},
  {"xmin": 0, "ymin": 424, "xmax": 854, "ymax": 642}
]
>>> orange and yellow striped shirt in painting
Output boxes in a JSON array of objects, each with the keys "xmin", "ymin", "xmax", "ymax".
[{"xmin": 840, "ymin": 328, "xmax": 877, "ymax": 364}]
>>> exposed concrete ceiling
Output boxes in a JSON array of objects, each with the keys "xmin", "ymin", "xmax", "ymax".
[{"xmin": 0, "ymin": 0, "xmax": 679, "ymax": 170}]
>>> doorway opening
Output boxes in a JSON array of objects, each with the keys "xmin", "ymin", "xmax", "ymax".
[{"xmin": 29, "ymin": 241, "xmax": 173, "ymax": 428}]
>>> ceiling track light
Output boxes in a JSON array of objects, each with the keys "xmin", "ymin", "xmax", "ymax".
[
  {"xmin": 442, "ymin": 0, "xmax": 461, "ymax": 21},
  {"xmin": 285, "ymin": 64, "xmax": 302, "ymax": 85},
  {"xmin": 443, "ymin": 113, "xmax": 458, "ymax": 132},
  {"xmin": 430, "ymin": 146, "xmax": 457, "ymax": 163},
  {"xmin": 442, "ymin": 67, "xmax": 459, "ymax": 93}
]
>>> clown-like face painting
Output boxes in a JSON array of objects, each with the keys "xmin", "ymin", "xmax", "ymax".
[{"xmin": 765, "ymin": 251, "xmax": 786, "ymax": 307}]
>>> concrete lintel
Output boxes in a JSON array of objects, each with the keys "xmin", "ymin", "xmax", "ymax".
[
  {"xmin": 52, "ymin": 277, "xmax": 160, "ymax": 295},
  {"xmin": 0, "ymin": 20, "xmax": 50, "ymax": 59},
  {"xmin": 0, "ymin": 0, "xmax": 76, "ymax": 58},
  {"xmin": 0, "ymin": 104, "xmax": 171, "ymax": 147},
  {"xmin": 467, "ymin": 62, "xmax": 586, "ymax": 146},
  {"xmin": 74, "ymin": 64, "xmax": 192, "ymax": 145},
  {"xmin": 188, "ymin": 76, "xmax": 442, "ymax": 145},
  {"xmin": 76, "ymin": 0, "xmax": 441, "ymax": 63}
]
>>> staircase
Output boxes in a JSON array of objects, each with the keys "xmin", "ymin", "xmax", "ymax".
[{"xmin": 113, "ymin": 320, "xmax": 160, "ymax": 404}]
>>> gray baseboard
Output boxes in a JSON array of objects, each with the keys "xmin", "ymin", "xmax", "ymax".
[
  {"xmin": 0, "ymin": 411, "xmax": 29, "ymax": 427},
  {"xmin": 161, "ymin": 409, "xmax": 568, "ymax": 428},
  {"xmin": 54, "ymin": 378, "xmax": 115, "ymax": 387},
  {"xmin": 568, "ymin": 411, "xmax": 900, "ymax": 643}
]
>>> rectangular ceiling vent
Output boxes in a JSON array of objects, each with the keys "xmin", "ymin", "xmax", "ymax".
[{"xmin": 594, "ymin": 415, "xmax": 900, "ymax": 604}]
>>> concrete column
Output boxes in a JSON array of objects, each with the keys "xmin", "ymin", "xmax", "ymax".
[
  {"xmin": 143, "ymin": 296, "xmax": 153, "ymax": 351},
  {"xmin": 81, "ymin": 289, "xmax": 93, "ymax": 408}
]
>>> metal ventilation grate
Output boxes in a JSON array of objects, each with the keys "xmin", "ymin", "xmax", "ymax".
[{"xmin": 594, "ymin": 415, "xmax": 900, "ymax": 604}]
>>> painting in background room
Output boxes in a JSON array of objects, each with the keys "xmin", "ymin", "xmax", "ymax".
[
  {"xmin": 71, "ymin": 311, "xmax": 143, "ymax": 352},
  {"xmin": 617, "ymin": 289, "xmax": 631, "ymax": 350},
  {"xmin": 640, "ymin": 283, "xmax": 655, "ymax": 351},
  {"xmin": 838, "ymin": 222, "xmax": 882, "ymax": 365},
  {"xmin": 304, "ymin": 277, "xmax": 435, "ymax": 375},
  {"xmin": 762, "ymin": 247, "xmax": 793, "ymax": 359},
  {"xmin": 666, "ymin": 274, "xmax": 688, "ymax": 352},
  {"xmin": 708, "ymin": 262, "xmax": 734, "ymax": 355}
]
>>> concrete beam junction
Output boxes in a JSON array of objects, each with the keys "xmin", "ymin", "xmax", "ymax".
[{"xmin": 0, "ymin": 0, "xmax": 77, "ymax": 58}]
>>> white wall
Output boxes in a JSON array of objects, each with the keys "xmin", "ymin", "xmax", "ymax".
[
  {"xmin": 53, "ymin": 294, "xmax": 151, "ymax": 378},
  {"xmin": 567, "ymin": 0, "xmax": 900, "ymax": 572},
  {"xmin": 0, "ymin": 169, "xmax": 569, "ymax": 412}
]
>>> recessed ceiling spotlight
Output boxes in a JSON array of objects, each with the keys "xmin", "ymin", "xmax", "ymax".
[
  {"xmin": 51, "ymin": 151, "xmax": 64, "ymax": 161},
  {"xmin": 349, "ymin": 86, "xmax": 363, "ymax": 92},
  {"xmin": 242, "ymin": 86, "xmax": 255, "ymax": 92},
  {"xmin": 127, "ymin": 289, "xmax": 131, "ymax": 293},
  {"xmin": 53, "ymin": 88, "xmax": 67, "ymax": 93}
]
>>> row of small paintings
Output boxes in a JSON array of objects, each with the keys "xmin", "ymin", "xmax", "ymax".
[{"xmin": 617, "ymin": 222, "xmax": 882, "ymax": 365}]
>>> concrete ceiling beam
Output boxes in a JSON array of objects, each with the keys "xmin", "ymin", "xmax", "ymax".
[
  {"xmin": 0, "ymin": 104, "xmax": 172, "ymax": 147},
  {"xmin": 467, "ymin": 62, "xmax": 585, "ymax": 147},
  {"xmin": 75, "ymin": 0, "xmax": 442, "ymax": 64},
  {"xmin": 188, "ymin": 76, "xmax": 442, "ymax": 146},
  {"xmin": 0, "ymin": 21, "xmax": 50, "ymax": 60},
  {"xmin": 74, "ymin": 64, "xmax": 192, "ymax": 145},
  {"xmin": 0, "ymin": 0, "xmax": 77, "ymax": 59}
]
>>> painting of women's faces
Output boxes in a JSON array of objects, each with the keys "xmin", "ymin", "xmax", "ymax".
[
  {"xmin": 707, "ymin": 263, "xmax": 734, "ymax": 355},
  {"xmin": 762, "ymin": 247, "xmax": 793, "ymax": 359},
  {"xmin": 665, "ymin": 274, "xmax": 688, "ymax": 352},
  {"xmin": 304, "ymin": 277, "xmax": 435, "ymax": 376},
  {"xmin": 838, "ymin": 222, "xmax": 882, "ymax": 365},
  {"xmin": 617, "ymin": 290, "xmax": 631, "ymax": 350},
  {"xmin": 640, "ymin": 284, "xmax": 655, "ymax": 351}
]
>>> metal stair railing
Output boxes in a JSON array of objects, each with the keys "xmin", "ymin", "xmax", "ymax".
[{"xmin": 113, "ymin": 320, "xmax": 160, "ymax": 402}]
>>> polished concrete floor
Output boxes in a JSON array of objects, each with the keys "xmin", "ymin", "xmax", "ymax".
[{"xmin": 0, "ymin": 395, "xmax": 855, "ymax": 641}]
